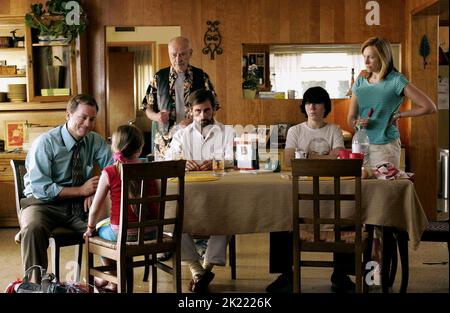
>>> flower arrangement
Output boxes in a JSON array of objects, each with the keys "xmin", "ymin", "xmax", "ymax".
[{"xmin": 243, "ymin": 64, "xmax": 259, "ymax": 90}]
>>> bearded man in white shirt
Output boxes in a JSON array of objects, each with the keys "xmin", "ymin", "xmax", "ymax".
[{"xmin": 166, "ymin": 89, "xmax": 234, "ymax": 293}]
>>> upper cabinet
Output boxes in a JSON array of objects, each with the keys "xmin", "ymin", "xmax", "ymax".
[
  {"xmin": 25, "ymin": 25, "xmax": 78, "ymax": 102},
  {"xmin": 0, "ymin": 15, "xmax": 79, "ymax": 106},
  {"xmin": 0, "ymin": 16, "xmax": 27, "ymax": 104}
]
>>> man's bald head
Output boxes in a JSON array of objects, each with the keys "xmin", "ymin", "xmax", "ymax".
[{"xmin": 168, "ymin": 36, "xmax": 193, "ymax": 73}]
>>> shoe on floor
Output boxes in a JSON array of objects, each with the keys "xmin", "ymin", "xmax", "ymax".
[
  {"xmin": 194, "ymin": 239, "xmax": 208, "ymax": 257},
  {"xmin": 14, "ymin": 232, "xmax": 21, "ymax": 244},
  {"xmin": 330, "ymin": 273, "xmax": 355, "ymax": 293},
  {"xmin": 188, "ymin": 271, "xmax": 215, "ymax": 293},
  {"xmin": 156, "ymin": 252, "xmax": 172, "ymax": 262},
  {"xmin": 265, "ymin": 272, "xmax": 293, "ymax": 293}
]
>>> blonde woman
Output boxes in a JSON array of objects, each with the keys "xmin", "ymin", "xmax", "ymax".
[
  {"xmin": 348, "ymin": 37, "xmax": 436, "ymax": 168},
  {"xmin": 347, "ymin": 36, "xmax": 436, "ymax": 274}
]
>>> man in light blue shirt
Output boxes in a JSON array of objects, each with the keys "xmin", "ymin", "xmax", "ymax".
[{"xmin": 19, "ymin": 94, "xmax": 113, "ymax": 281}]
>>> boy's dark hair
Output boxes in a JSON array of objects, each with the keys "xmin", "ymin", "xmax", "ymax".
[{"xmin": 300, "ymin": 86, "xmax": 332, "ymax": 118}]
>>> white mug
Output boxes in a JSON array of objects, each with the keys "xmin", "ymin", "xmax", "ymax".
[
  {"xmin": 295, "ymin": 149, "xmax": 307, "ymax": 159},
  {"xmin": 287, "ymin": 90, "xmax": 297, "ymax": 99}
]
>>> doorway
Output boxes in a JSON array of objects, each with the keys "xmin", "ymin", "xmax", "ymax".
[
  {"xmin": 105, "ymin": 42, "xmax": 156, "ymax": 138},
  {"xmin": 104, "ymin": 26, "xmax": 181, "ymax": 156}
]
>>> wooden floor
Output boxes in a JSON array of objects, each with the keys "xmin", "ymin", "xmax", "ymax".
[{"xmin": 0, "ymin": 228, "xmax": 448, "ymax": 293}]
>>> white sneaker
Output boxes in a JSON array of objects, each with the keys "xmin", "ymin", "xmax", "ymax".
[{"xmin": 14, "ymin": 232, "xmax": 21, "ymax": 244}]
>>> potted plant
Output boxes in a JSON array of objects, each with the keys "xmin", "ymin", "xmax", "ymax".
[
  {"xmin": 25, "ymin": 0, "xmax": 87, "ymax": 44},
  {"xmin": 242, "ymin": 64, "xmax": 259, "ymax": 99}
]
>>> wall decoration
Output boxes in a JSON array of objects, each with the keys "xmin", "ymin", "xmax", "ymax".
[
  {"xmin": 4, "ymin": 120, "xmax": 27, "ymax": 151},
  {"xmin": 420, "ymin": 35, "xmax": 430, "ymax": 69},
  {"xmin": 202, "ymin": 20, "xmax": 223, "ymax": 60}
]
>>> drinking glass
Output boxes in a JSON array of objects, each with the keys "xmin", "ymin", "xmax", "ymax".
[{"xmin": 212, "ymin": 151, "xmax": 225, "ymax": 177}]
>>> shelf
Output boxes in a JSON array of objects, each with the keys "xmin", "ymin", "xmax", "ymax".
[
  {"xmin": 0, "ymin": 74, "xmax": 26, "ymax": 78},
  {"xmin": 0, "ymin": 102, "xmax": 67, "ymax": 111},
  {"xmin": 32, "ymin": 42, "xmax": 70, "ymax": 47},
  {"xmin": 0, "ymin": 47, "xmax": 25, "ymax": 51}
]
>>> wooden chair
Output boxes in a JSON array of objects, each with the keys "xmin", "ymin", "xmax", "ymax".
[
  {"xmin": 388, "ymin": 218, "xmax": 449, "ymax": 293},
  {"xmin": 421, "ymin": 219, "xmax": 449, "ymax": 249},
  {"xmin": 10, "ymin": 159, "xmax": 84, "ymax": 281},
  {"xmin": 85, "ymin": 160, "xmax": 186, "ymax": 293},
  {"xmin": 291, "ymin": 159, "xmax": 369, "ymax": 293}
]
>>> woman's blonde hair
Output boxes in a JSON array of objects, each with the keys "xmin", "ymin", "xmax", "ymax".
[{"xmin": 361, "ymin": 37, "xmax": 396, "ymax": 80}]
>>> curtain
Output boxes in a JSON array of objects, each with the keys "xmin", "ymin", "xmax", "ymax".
[
  {"xmin": 271, "ymin": 51, "xmax": 364, "ymax": 99},
  {"xmin": 128, "ymin": 46, "xmax": 153, "ymax": 109},
  {"xmin": 271, "ymin": 53, "xmax": 302, "ymax": 97}
]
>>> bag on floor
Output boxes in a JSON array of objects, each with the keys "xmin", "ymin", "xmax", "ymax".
[{"xmin": 4, "ymin": 265, "xmax": 88, "ymax": 293}]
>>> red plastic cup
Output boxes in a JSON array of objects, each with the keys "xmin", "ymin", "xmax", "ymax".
[
  {"xmin": 349, "ymin": 152, "xmax": 364, "ymax": 159},
  {"xmin": 338, "ymin": 149, "xmax": 351, "ymax": 159}
]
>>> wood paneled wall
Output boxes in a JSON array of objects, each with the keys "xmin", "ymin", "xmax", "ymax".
[
  {"xmin": 404, "ymin": 0, "xmax": 439, "ymax": 220},
  {"xmin": 1, "ymin": 0, "xmax": 407, "ymax": 130},
  {"xmin": 80, "ymin": 0, "xmax": 406, "ymax": 135},
  {"xmin": 2, "ymin": 0, "xmax": 439, "ymax": 219}
]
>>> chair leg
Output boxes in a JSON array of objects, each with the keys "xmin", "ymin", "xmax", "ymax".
[
  {"xmin": 381, "ymin": 227, "xmax": 394, "ymax": 293},
  {"xmin": 151, "ymin": 254, "xmax": 157, "ymax": 293},
  {"xmin": 363, "ymin": 226, "xmax": 374, "ymax": 293},
  {"xmin": 229, "ymin": 235, "xmax": 237, "ymax": 280},
  {"xmin": 126, "ymin": 258, "xmax": 134, "ymax": 293},
  {"xmin": 388, "ymin": 238, "xmax": 398, "ymax": 287},
  {"xmin": 143, "ymin": 254, "xmax": 150, "ymax": 282},
  {"xmin": 85, "ymin": 242, "xmax": 94, "ymax": 293},
  {"xmin": 396, "ymin": 230, "xmax": 409, "ymax": 293},
  {"xmin": 74, "ymin": 243, "xmax": 83, "ymax": 282},
  {"xmin": 49, "ymin": 239, "xmax": 60, "ymax": 281},
  {"xmin": 117, "ymin": 257, "xmax": 127, "ymax": 293},
  {"xmin": 173, "ymin": 249, "xmax": 181, "ymax": 293},
  {"xmin": 355, "ymin": 245, "xmax": 363, "ymax": 293}
]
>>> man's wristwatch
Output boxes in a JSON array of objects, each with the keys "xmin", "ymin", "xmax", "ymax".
[{"xmin": 393, "ymin": 111, "xmax": 401, "ymax": 120}]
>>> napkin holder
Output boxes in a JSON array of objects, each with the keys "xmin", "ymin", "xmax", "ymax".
[{"xmin": 234, "ymin": 135, "xmax": 259, "ymax": 170}]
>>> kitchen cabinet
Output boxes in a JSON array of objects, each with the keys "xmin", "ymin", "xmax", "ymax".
[{"xmin": 0, "ymin": 15, "xmax": 78, "ymax": 104}]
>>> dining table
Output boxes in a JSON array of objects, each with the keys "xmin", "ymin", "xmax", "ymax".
[{"xmin": 167, "ymin": 170, "xmax": 428, "ymax": 249}]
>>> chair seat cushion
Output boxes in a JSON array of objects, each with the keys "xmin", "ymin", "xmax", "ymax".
[
  {"xmin": 299, "ymin": 229, "xmax": 367, "ymax": 243},
  {"xmin": 88, "ymin": 234, "xmax": 173, "ymax": 250},
  {"xmin": 425, "ymin": 221, "xmax": 449, "ymax": 233},
  {"xmin": 421, "ymin": 220, "xmax": 449, "ymax": 242}
]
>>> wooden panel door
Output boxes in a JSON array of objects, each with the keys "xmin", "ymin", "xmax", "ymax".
[
  {"xmin": 107, "ymin": 51, "xmax": 135, "ymax": 137},
  {"xmin": 158, "ymin": 44, "xmax": 170, "ymax": 70}
]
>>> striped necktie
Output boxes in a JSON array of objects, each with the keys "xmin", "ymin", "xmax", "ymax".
[{"xmin": 70, "ymin": 141, "xmax": 86, "ymax": 220}]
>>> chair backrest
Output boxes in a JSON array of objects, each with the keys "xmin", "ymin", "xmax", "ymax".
[
  {"xmin": 10, "ymin": 159, "xmax": 26, "ymax": 220},
  {"xmin": 118, "ymin": 160, "xmax": 186, "ymax": 255},
  {"xmin": 291, "ymin": 158, "xmax": 363, "ymax": 247}
]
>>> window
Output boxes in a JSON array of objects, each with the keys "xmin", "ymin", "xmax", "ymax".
[{"xmin": 268, "ymin": 44, "xmax": 401, "ymax": 99}]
